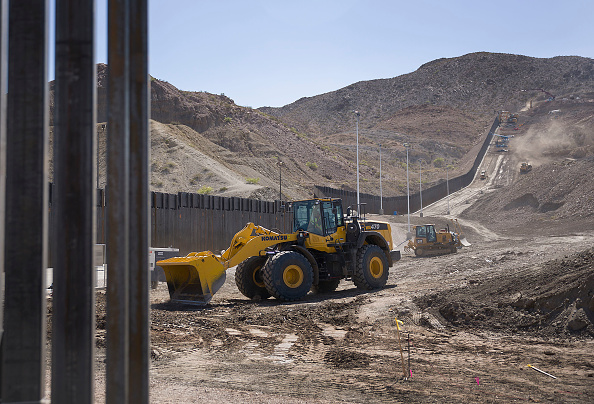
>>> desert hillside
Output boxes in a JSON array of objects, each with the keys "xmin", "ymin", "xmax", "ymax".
[
  {"xmin": 260, "ymin": 53, "xmax": 594, "ymax": 136},
  {"xmin": 47, "ymin": 53, "xmax": 594, "ymax": 203}
]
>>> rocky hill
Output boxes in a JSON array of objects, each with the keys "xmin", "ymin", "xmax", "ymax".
[
  {"xmin": 49, "ymin": 53, "xmax": 594, "ymax": 202},
  {"xmin": 259, "ymin": 53, "xmax": 594, "ymax": 136}
]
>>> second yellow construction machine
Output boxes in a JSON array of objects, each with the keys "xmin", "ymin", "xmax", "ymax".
[
  {"xmin": 157, "ymin": 198, "xmax": 401, "ymax": 304},
  {"xmin": 405, "ymin": 220, "xmax": 470, "ymax": 257},
  {"xmin": 520, "ymin": 162, "xmax": 532, "ymax": 173}
]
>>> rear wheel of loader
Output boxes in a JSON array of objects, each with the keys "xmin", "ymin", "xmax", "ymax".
[
  {"xmin": 311, "ymin": 278, "xmax": 341, "ymax": 294},
  {"xmin": 262, "ymin": 251, "xmax": 313, "ymax": 301},
  {"xmin": 353, "ymin": 244, "xmax": 389, "ymax": 290},
  {"xmin": 235, "ymin": 256, "xmax": 271, "ymax": 300}
]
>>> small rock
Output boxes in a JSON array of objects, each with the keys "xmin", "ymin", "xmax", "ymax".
[{"xmin": 567, "ymin": 308, "xmax": 589, "ymax": 331}]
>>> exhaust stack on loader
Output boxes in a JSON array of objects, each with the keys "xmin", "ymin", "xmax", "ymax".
[{"xmin": 158, "ymin": 198, "xmax": 401, "ymax": 304}]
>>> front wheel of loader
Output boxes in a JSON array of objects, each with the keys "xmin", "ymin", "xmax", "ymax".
[
  {"xmin": 235, "ymin": 256, "xmax": 271, "ymax": 300},
  {"xmin": 262, "ymin": 251, "xmax": 313, "ymax": 301},
  {"xmin": 353, "ymin": 244, "xmax": 389, "ymax": 290}
]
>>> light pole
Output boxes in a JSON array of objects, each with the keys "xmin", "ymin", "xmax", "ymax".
[
  {"xmin": 278, "ymin": 159, "xmax": 284, "ymax": 201},
  {"xmin": 446, "ymin": 161, "xmax": 451, "ymax": 215},
  {"xmin": 354, "ymin": 110, "xmax": 360, "ymax": 213},
  {"xmin": 379, "ymin": 143, "xmax": 383, "ymax": 215},
  {"xmin": 418, "ymin": 158, "xmax": 423, "ymax": 218},
  {"xmin": 404, "ymin": 143, "xmax": 411, "ymax": 237}
]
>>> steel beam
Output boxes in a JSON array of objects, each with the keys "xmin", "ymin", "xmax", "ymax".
[
  {"xmin": 1, "ymin": 0, "xmax": 49, "ymax": 402},
  {"xmin": 0, "ymin": 0, "xmax": 8, "ymax": 365},
  {"xmin": 51, "ymin": 0, "xmax": 96, "ymax": 402},
  {"xmin": 106, "ymin": 0, "xmax": 130, "ymax": 402},
  {"xmin": 127, "ymin": 0, "xmax": 150, "ymax": 402}
]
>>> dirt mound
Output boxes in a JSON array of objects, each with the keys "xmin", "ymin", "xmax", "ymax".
[
  {"xmin": 462, "ymin": 158, "xmax": 594, "ymax": 235},
  {"xmin": 415, "ymin": 248, "xmax": 594, "ymax": 338}
]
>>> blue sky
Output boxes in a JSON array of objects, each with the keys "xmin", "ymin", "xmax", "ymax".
[{"xmin": 51, "ymin": 0, "xmax": 594, "ymax": 108}]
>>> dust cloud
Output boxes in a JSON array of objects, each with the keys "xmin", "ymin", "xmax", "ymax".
[{"xmin": 514, "ymin": 119, "xmax": 594, "ymax": 166}]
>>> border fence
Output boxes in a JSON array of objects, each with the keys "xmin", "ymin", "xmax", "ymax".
[
  {"xmin": 49, "ymin": 189, "xmax": 292, "ymax": 266},
  {"xmin": 315, "ymin": 117, "xmax": 500, "ymax": 215}
]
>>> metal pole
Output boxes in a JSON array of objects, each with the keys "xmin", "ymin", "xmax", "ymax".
[
  {"xmin": 354, "ymin": 111, "xmax": 360, "ymax": 212},
  {"xmin": 278, "ymin": 160, "xmax": 282, "ymax": 201},
  {"xmin": 0, "ymin": 0, "xmax": 8, "ymax": 358},
  {"xmin": 446, "ymin": 163, "xmax": 450, "ymax": 215},
  {"xmin": 379, "ymin": 144, "xmax": 383, "ymax": 214},
  {"xmin": 106, "ymin": 0, "xmax": 130, "ymax": 401},
  {"xmin": 52, "ymin": 0, "xmax": 97, "ymax": 402},
  {"xmin": 127, "ymin": 0, "xmax": 150, "ymax": 401},
  {"xmin": 2, "ymin": 0, "xmax": 49, "ymax": 402},
  {"xmin": 419, "ymin": 159, "xmax": 423, "ymax": 218},
  {"xmin": 405, "ymin": 144, "xmax": 410, "ymax": 236}
]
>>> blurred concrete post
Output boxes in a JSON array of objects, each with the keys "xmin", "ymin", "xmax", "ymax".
[
  {"xmin": 1, "ymin": 0, "xmax": 49, "ymax": 402},
  {"xmin": 51, "ymin": 0, "xmax": 97, "ymax": 402}
]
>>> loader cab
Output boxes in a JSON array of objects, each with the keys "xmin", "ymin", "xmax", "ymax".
[
  {"xmin": 293, "ymin": 198, "xmax": 344, "ymax": 237},
  {"xmin": 416, "ymin": 224, "xmax": 437, "ymax": 243}
]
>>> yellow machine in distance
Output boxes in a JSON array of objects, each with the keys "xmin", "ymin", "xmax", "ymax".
[
  {"xmin": 405, "ymin": 219, "xmax": 470, "ymax": 257},
  {"xmin": 158, "ymin": 198, "xmax": 401, "ymax": 304},
  {"xmin": 520, "ymin": 162, "xmax": 532, "ymax": 173}
]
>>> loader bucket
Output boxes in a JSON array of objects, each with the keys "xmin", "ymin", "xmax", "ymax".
[
  {"xmin": 460, "ymin": 237, "xmax": 471, "ymax": 247},
  {"xmin": 157, "ymin": 252, "xmax": 227, "ymax": 305}
]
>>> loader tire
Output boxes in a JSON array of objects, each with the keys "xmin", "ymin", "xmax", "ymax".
[
  {"xmin": 263, "ymin": 251, "xmax": 313, "ymax": 301},
  {"xmin": 353, "ymin": 244, "xmax": 389, "ymax": 290},
  {"xmin": 311, "ymin": 278, "xmax": 341, "ymax": 294},
  {"xmin": 415, "ymin": 248, "xmax": 424, "ymax": 257},
  {"xmin": 235, "ymin": 256, "xmax": 271, "ymax": 300}
]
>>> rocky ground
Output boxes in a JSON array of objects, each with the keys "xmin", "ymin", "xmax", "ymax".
[{"xmin": 83, "ymin": 211, "xmax": 594, "ymax": 403}]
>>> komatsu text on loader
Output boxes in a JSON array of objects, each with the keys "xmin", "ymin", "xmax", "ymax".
[
  {"xmin": 405, "ymin": 219, "xmax": 470, "ymax": 257},
  {"xmin": 157, "ymin": 198, "xmax": 401, "ymax": 304}
]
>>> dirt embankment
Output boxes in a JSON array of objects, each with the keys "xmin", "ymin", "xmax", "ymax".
[{"xmin": 416, "ymin": 248, "xmax": 594, "ymax": 338}]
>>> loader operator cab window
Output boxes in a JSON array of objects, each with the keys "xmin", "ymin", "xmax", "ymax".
[
  {"xmin": 307, "ymin": 204, "xmax": 323, "ymax": 235},
  {"xmin": 293, "ymin": 200, "xmax": 323, "ymax": 236},
  {"xmin": 322, "ymin": 200, "xmax": 341, "ymax": 236},
  {"xmin": 293, "ymin": 199, "xmax": 345, "ymax": 237}
]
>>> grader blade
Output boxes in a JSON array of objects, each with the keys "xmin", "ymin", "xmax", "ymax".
[{"xmin": 157, "ymin": 252, "xmax": 226, "ymax": 305}]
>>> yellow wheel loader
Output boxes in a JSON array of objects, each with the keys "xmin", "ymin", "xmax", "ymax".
[
  {"xmin": 157, "ymin": 198, "xmax": 401, "ymax": 304},
  {"xmin": 404, "ymin": 219, "xmax": 470, "ymax": 257}
]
